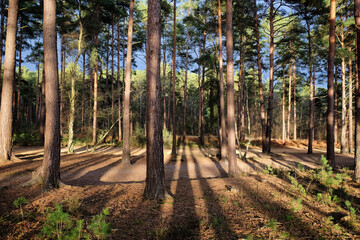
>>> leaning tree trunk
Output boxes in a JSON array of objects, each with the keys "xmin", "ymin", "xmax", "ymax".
[
  {"xmin": 218, "ymin": 0, "xmax": 227, "ymax": 160},
  {"xmin": 226, "ymin": 0, "xmax": 238, "ymax": 176},
  {"xmin": 327, "ymin": 0, "xmax": 336, "ymax": 166},
  {"xmin": 171, "ymin": 0, "xmax": 177, "ymax": 157},
  {"xmin": 265, "ymin": 0, "xmax": 275, "ymax": 154},
  {"xmin": 41, "ymin": 0, "xmax": 61, "ymax": 188},
  {"xmin": 144, "ymin": 0, "xmax": 165, "ymax": 200},
  {"xmin": 254, "ymin": 0, "xmax": 266, "ymax": 152},
  {"xmin": 355, "ymin": 0, "xmax": 360, "ymax": 181},
  {"xmin": 123, "ymin": 0, "xmax": 134, "ymax": 164},
  {"xmin": 0, "ymin": 0, "xmax": 18, "ymax": 162}
]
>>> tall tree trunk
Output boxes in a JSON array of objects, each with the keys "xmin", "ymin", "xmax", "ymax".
[
  {"xmin": 60, "ymin": 37, "xmax": 64, "ymax": 136},
  {"xmin": 307, "ymin": 20, "xmax": 314, "ymax": 154},
  {"xmin": 92, "ymin": 47, "xmax": 98, "ymax": 145},
  {"xmin": 0, "ymin": 0, "xmax": 18, "ymax": 162},
  {"xmin": 200, "ymin": 25, "xmax": 206, "ymax": 146},
  {"xmin": 226, "ymin": 0, "xmax": 237, "ymax": 175},
  {"xmin": 163, "ymin": 23, "xmax": 167, "ymax": 131},
  {"xmin": 144, "ymin": 0, "xmax": 165, "ymax": 200},
  {"xmin": 81, "ymin": 51, "xmax": 86, "ymax": 132},
  {"xmin": 122, "ymin": 0, "xmax": 134, "ymax": 164},
  {"xmin": 293, "ymin": 60, "xmax": 297, "ymax": 140},
  {"xmin": 35, "ymin": 62, "xmax": 40, "ymax": 124},
  {"xmin": 327, "ymin": 0, "xmax": 336, "ymax": 166},
  {"xmin": 16, "ymin": 22, "xmax": 22, "ymax": 128},
  {"xmin": 42, "ymin": 0, "xmax": 60, "ymax": 188},
  {"xmin": 171, "ymin": 0, "xmax": 177, "ymax": 156},
  {"xmin": 341, "ymin": 20, "xmax": 348, "ymax": 153},
  {"xmin": 40, "ymin": 67, "xmax": 45, "ymax": 142},
  {"xmin": 287, "ymin": 57, "xmax": 292, "ymax": 141},
  {"xmin": 111, "ymin": 16, "xmax": 115, "ymax": 129},
  {"xmin": 218, "ymin": 0, "xmax": 227, "ymax": 160},
  {"xmin": 239, "ymin": 35, "xmax": 245, "ymax": 141},
  {"xmin": 282, "ymin": 66, "xmax": 286, "ymax": 143},
  {"xmin": 349, "ymin": 47, "xmax": 354, "ymax": 153},
  {"xmin": 254, "ymin": 0, "xmax": 266, "ymax": 152},
  {"xmin": 117, "ymin": 21, "xmax": 122, "ymax": 140},
  {"xmin": 335, "ymin": 68, "xmax": 338, "ymax": 145},
  {"xmin": 183, "ymin": 11, "xmax": 189, "ymax": 142},
  {"xmin": 265, "ymin": 0, "xmax": 275, "ymax": 154},
  {"xmin": 355, "ymin": 0, "xmax": 360, "ymax": 181},
  {"xmin": 0, "ymin": 0, "xmax": 5, "ymax": 84}
]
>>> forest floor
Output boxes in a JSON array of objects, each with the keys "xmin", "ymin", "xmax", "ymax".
[{"xmin": 0, "ymin": 139, "xmax": 360, "ymax": 239}]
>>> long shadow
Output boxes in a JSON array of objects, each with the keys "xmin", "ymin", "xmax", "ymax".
[
  {"xmin": 189, "ymin": 144, "xmax": 238, "ymax": 239},
  {"xmin": 225, "ymin": 176, "xmax": 325, "ymax": 239},
  {"xmin": 165, "ymin": 143, "xmax": 200, "ymax": 239}
]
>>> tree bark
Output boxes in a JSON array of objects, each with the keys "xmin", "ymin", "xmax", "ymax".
[
  {"xmin": 163, "ymin": 23, "xmax": 167, "ymax": 131},
  {"xmin": 81, "ymin": 51, "xmax": 86, "ymax": 132},
  {"xmin": 327, "ymin": 0, "xmax": 336, "ymax": 166},
  {"xmin": 307, "ymin": 20, "xmax": 314, "ymax": 154},
  {"xmin": 16, "ymin": 21, "xmax": 22, "ymax": 127},
  {"xmin": 122, "ymin": 0, "xmax": 134, "ymax": 164},
  {"xmin": 355, "ymin": 0, "xmax": 360, "ymax": 181},
  {"xmin": 0, "ymin": 0, "xmax": 18, "ymax": 162},
  {"xmin": 265, "ymin": 0, "xmax": 275, "ymax": 154},
  {"xmin": 0, "ymin": 0, "xmax": 5, "ymax": 84},
  {"xmin": 111, "ymin": 16, "xmax": 115, "ymax": 130},
  {"xmin": 293, "ymin": 60, "xmax": 297, "ymax": 140},
  {"xmin": 349, "ymin": 47, "xmax": 354, "ymax": 153},
  {"xmin": 282, "ymin": 66, "xmax": 286, "ymax": 143},
  {"xmin": 117, "ymin": 21, "xmax": 122, "ymax": 140},
  {"xmin": 340, "ymin": 20, "xmax": 348, "ymax": 153},
  {"xmin": 218, "ymin": 0, "xmax": 227, "ymax": 160},
  {"xmin": 287, "ymin": 57, "xmax": 292, "ymax": 141},
  {"xmin": 183, "ymin": 11, "xmax": 189, "ymax": 142},
  {"xmin": 40, "ymin": 67, "xmax": 45, "ymax": 142},
  {"xmin": 144, "ymin": 0, "xmax": 165, "ymax": 200},
  {"xmin": 171, "ymin": 0, "xmax": 177, "ymax": 157},
  {"xmin": 254, "ymin": 0, "xmax": 266, "ymax": 152},
  {"xmin": 226, "ymin": 0, "xmax": 238, "ymax": 176},
  {"xmin": 42, "ymin": 0, "xmax": 61, "ymax": 188}
]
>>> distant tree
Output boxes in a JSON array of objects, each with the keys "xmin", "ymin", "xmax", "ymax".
[
  {"xmin": 144, "ymin": 0, "xmax": 165, "ymax": 200},
  {"xmin": 0, "ymin": 0, "xmax": 18, "ymax": 162}
]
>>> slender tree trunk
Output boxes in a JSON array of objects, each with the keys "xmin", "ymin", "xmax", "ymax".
[
  {"xmin": 16, "ymin": 23, "xmax": 22, "ymax": 128},
  {"xmin": 254, "ymin": 0, "xmax": 266, "ymax": 152},
  {"xmin": 341, "ymin": 20, "xmax": 348, "ymax": 153},
  {"xmin": 60, "ymin": 38, "xmax": 64, "ymax": 136},
  {"xmin": 288, "ymin": 58, "xmax": 292, "ymax": 141},
  {"xmin": 183, "ymin": 11, "xmax": 189, "ymax": 142},
  {"xmin": 239, "ymin": 35, "xmax": 245, "ymax": 141},
  {"xmin": 117, "ymin": 22, "xmax": 122, "ymax": 140},
  {"xmin": 81, "ymin": 51, "xmax": 86, "ymax": 132},
  {"xmin": 307, "ymin": 20, "xmax": 314, "ymax": 154},
  {"xmin": 0, "ymin": 0, "xmax": 18, "ymax": 162},
  {"xmin": 42, "ymin": 0, "xmax": 60, "ymax": 188},
  {"xmin": 327, "ymin": 0, "xmax": 336, "ymax": 166},
  {"xmin": 144, "ymin": 0, "xmax": 165, "ymax": 200},
  {"xmin": 35, "ymin": 62, "xmax": 40, "ymax": 124},
  {"xmin": 111, "ymin": 16, "xmax": 115, "ymax": 129},
  {"xmin": 92, "ymin": 47, "xmax": 98, "ymax": 145},
  {"xmin": 355, "ymin": 0, "xmax": 360, "ymax": 181},
  {"xmin": 40, "ymin": 68, "xmax": 45, "ymax": 142},
  {"xmin": 0, "ymin": 0, "xmax": 5, "ymax": 83},
  {"xmin": 293, "ymin": 60, "xmax": 297, "ymax": 140},
  {"xmin": 282, "ymin": 66, "xmax": 286, "ymax": 143},
  {"xmin": 163, "ymin": 23, "xmax": 167, "ymax": 131},
  {"xmin": 218, "ymin": 0, "xmax": 227, "ymax": 160},
  {"xmin": 349, "ymin": 47, "xmax": 354, "ymax": 153},
  {"xmin": 122, "ymin": 0, "xmax": 134, "ymax": 164},
  {"xmin": 335, "ymin": 68, "xmax": 338, "ymax": 145},
  {"xmin": 226, "ymin": 0, "xmax": 238, "ymax": 175},
  {"xmin": 265, "ymin": 0, "xmax": 275, "ymax": 154},
  {"xmin": 171, "ymin": 0, "xmax": 177, "ymax": 156},
  {"xmin": 200, "ymin": 25, "xmax": 206, "ymax": 146}
]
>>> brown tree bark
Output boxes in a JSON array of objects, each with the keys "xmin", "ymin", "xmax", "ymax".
[
  {"xmin": 327, "ymin": 0, "xmax": 336, "ymax": 166},
  {"xmin": 163, "ymin": 23, "xmax": 167, "ymax": 131},
  {"xmin": 253, "ymin": 0, "xmax": 266, "ymax": 152},
  {"xmin": 218, "ymin": 0, "xmax": 227, "ymax": 160},
  {"xmin": 307, "ymin": 20, "xmax": 314, "ymax": 154},
  {"xmin": 287, "ymin": 56, "xmax": 292, "ymax": 141},
  {"xmin": 171, "ymin": 0, "xmax": 177, "ymax": 157},
  {"xmin": 117, "ymin": 21, "xmax": 122, "ymax": 140},
  {"xmin": 349, "ymin": 47, "xmax": 354, "ymax": 153},
  {"xmin": 200, "ymin": 25, "xmax": 206, "ymax": 146},
  {"xmin": 226, "ymin": 0, "xmax": 238, "ymax": 176},
  {"xmin": 144, "ymin": 0, "xmax": 165, "ymax": 200},
  {"xmin": 111, "ymin": 16, "xmax": 115, "ymax": 128},
  {"xmin": 293, "ymin": 60, "xmax": 297, "ymax": 140},
  {"xmin": 81, "ymin": 51, "xmax": 86, "ymax": 132},
  {"xmin": 16, "ymin": 20, "xmax": 22, "ymax": 128},
  {"xmin": 0, "ymin": 0, "xmax": 18, "ymax": 162},
  {"xmin": 122, "ymin": 0, "xmax": 134, "ymax": 164},
  {"xmin": 183, "ymin": 11, "xmax": 189, "ymax": 142},
  {"xmin": 40, "ymin": 67, "xmax": 45, "ymax": 142},
  {"xmin": 340, "ymin": 19, "xmax": 348, "ymax": 153},
  {"xmin": 41, "ymin": 0, "xmax": 61, "ymax": 188},
  {"xmin": 239, "ymin": 35, "xmax": 245, "ymax": 142},
  {"xmin": 265, "ymin": 0, "xmax": 275, "ymax": 154},
  {"xmin": 92, "ymin": 7, "xmax": 100, "ymax": 145},
  {"xmin": 355, "ymin": 0, "xmax": 360, "ymax": 181},
  {"xmin": 282, "ymin": 66, "xmax": 286, "ymax": 143},
  {"xmin": 0, "ymin": 0, "xmax": 5, "ymax": 84}
]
